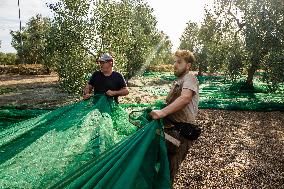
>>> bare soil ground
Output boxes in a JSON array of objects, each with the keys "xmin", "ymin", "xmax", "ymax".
[
  {"xmin": 174, "ymin": 110, "xmax": 284, "ymax": 189},
  {"xmin": 0, "ymin": 73, "xmax": 77, "ymax": 108},
  {"xmin": 0, "ymin": 74, "xmax": 283, "ymax": 188}
]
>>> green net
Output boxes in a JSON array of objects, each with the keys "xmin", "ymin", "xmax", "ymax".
[
  {"xmin": 1, "ymin": 74, "xmax": 282, "ymax": 127},
  {"xmin": 136, "ymin": 73, "xmax": 284, "ymax": 111},
  {"xmin": 0, "ymin": 107, "xmax": 49, "ymax": 128},
  {"xmin": 198, "ymin": 76, "xmax": 284, "ymax": 111},
  {"xmin": 1, "ymin": 73, "xmax": 283, "ymax": 187},
  {"xmin": 0, "ymin": 95, "xmax": 170, "ymax": 189}
]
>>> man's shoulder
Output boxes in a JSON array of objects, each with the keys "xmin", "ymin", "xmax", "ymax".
[
  {"xmin": 91, "ymin": 71, "xmax": 104, "ymax": 78},
  {"xmin": 112, "ymin": 71, "xmax": 124, "ymax": 78},
  {"xmin": 184, "ymin": 72, "xmax": 198, "ymax": 83},
  {"xmin": 88, "ymin": 71, "xmax": 101, "ymax": 85},
  {"xmin": 92, "ymin": 71, "xmax": 101, "ymax": 75},
  {"xmin": 184, "ymin": 72, "xmax": 195, "ymax": 78}
]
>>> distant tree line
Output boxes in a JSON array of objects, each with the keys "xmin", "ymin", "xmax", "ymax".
[
  {"xmin": 0, "ymin": 41, "xmax": 17, "ymax": 65},
  {"xmin": 0, "ymin": 52, "xmax": 17, "ymax": 65}
]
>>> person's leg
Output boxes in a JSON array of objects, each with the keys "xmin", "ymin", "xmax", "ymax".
[
  {"xmin": 164, "ymin": 128, "xmax": 179, "ymax": 184},
  {"xmin": 164, "ymin": 128, "xmax": 193, "ymax": 184}
]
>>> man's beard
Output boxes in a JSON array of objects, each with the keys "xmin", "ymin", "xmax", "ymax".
[{"xmin": 174, "ymin": 68, "xmax": 187, "ymax": 77}]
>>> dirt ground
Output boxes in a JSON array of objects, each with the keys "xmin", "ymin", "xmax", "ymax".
[
  {"xmin": 0, "ymin": 74, "xmax": 283, "ymax": 188},
  {"xmin": 174, "ymin": 110, "xmax": 284, "ymax": 189},
  {"xmin": 0, "ymin": 73, "xmax": 77, "ymax": 108}
]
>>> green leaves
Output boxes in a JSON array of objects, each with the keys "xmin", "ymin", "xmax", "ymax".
[
  {"xmin": 46, "ymin": 0, "xmax": 164, "ymax": 93},
  {"xmin": 179, "ymin": 0, "xmax": 284, "ymax": 90},
  {"xmin": 11, "ymin": 14, "xmax": 52, "ymax": 69},
  {"xmin": 0, "ymin": 53, "xmax": 17, "ymax": 65}
]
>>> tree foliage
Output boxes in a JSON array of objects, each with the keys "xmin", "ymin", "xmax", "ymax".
[
  {"xmin": 0, "ymin": 53, "xmax": 17, "ymax": 65},
  {"xmin": 47, "ymin": 0, "xmax": 164, "ymax": 93},
  {"xmin": 149, "ymin": 32, "xmax": 173, "ymax": 65},
  {"xmin": 11, "ymin": 15, "xmax": 52, "ymax": 70},
  {"xmin": 179, "ymin": 0, "xmax": 284, "ymax": 90}
]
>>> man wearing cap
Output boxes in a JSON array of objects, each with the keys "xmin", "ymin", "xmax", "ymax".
[
  {"xmin": 83, "ymin": 53, "xmax": 129, "ymax": 102},
  {"xmin": 150, "ymin": 49, "xmax": 201, "ymax": 181}
]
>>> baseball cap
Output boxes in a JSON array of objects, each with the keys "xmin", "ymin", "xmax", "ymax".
[{"xmin": 97, "ymin": 53, "xmax": 113, "ymax": 62}]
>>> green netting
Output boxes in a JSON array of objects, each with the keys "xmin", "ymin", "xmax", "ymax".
[
  {"xmin": 198, "ymin": 76, "xmax": 284, "ymax": 111},
  {"xmin": 1, "ymin": 75, "xmax": 282, "ymax": 128},
  {"xmin": 1, "ymin": 74, "xmax": 282, "ymax": 188},
  {"xmin": 139, "ymin": 72, "xmax": 284, "ymax": 111},
  {"xmin": 0, "ymin": 107, "xmax": 49, "ymax": 128},
  {"xmin": 0, "ymin": 95, "xmax": 170, "ymax": 189}
]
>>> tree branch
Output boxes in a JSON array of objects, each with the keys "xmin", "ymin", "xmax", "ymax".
[{"xmin": 227, "ymin": 0, "xmax": 245, "ymax": 38}]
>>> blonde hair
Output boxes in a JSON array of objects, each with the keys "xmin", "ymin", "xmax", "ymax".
[{"xmin": 174, "ymin": 50, "xmax": 196, "ymax": 64}]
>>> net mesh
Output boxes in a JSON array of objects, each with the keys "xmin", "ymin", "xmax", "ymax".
[
  {"xmin": 0, "ymin": 107, "xmax": 49, "ymax": 128},
  {"xmin": 0, "ymin": 95, "xmax": 170, "ymax": 189},
  {"xmin": 128, "ymin": 73, "xmax": 284, "ymax": 111}
]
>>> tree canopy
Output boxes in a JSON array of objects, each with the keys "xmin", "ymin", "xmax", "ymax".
[
  {"xmin": 11, "ymin": 15, "xmax": 52, "ymax": 68},
  {"xmin": 10, "ymin": 0, "xmax": 173, "ymax": 94},
  {"xmin": 179, "ymin": 0, "xmax": 284, "ymax": 91},
  {"xmin": 47, "ymin": 0, "xmax": 174, "ymax": 93}
]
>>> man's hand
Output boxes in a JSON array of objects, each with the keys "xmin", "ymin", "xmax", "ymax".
[
  {"xmin": 83, "ymin": 83, "xmax": 93, "ymax": 100},
  {"xmin": 106, "ymin": 90, "xmax": 117, "ymax": 96},
  {"xmin": 150, "ymin": 110, "xmax": 167, "ymax": 120},
  {"xmin": 83, "ymin": 93, "xmax": 91, "ymax": 100}
]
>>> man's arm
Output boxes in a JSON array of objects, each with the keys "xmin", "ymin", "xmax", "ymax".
[
  {"xmin": 106, "ymin": 87, "xmax": 129, "ymax": 97},
  {"xmin": 83, "ymin": 83, "xmax": 93, "ymax": 99},
  {"xmin": 150, "ymin": 89, "xmax": 194, "ymax": 119}
]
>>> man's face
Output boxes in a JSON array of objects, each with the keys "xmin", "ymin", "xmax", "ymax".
[
  {"xmin": 98, "ymin": 60, "xmax": 112, "ymax": 72},
  {"xmin": 173, "ymin": 57, "xmax": 189, "ymax": 77}
]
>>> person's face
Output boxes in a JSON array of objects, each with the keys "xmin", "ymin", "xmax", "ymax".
[
  {"xmin": 173, "ymin": 57, "xmax": 189, "ymax": 77},
  {"xmin": 98, "ymin": 60, "xmax": 112, "ymax": 72}
]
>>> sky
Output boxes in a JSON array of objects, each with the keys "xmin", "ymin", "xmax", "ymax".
[{"xmin": 0, "ymin": 0, "xmax": 213, "ymax": 53}]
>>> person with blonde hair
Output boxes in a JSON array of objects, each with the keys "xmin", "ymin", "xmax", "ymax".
[{"xmin": 150, "ymin": 49, "xmax": 201, "ymax": 181}]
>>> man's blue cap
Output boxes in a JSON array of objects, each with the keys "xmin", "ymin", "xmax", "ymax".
[{"xmin": 97, "ymin": 53, "xmax": 113, "ymax": 62}]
